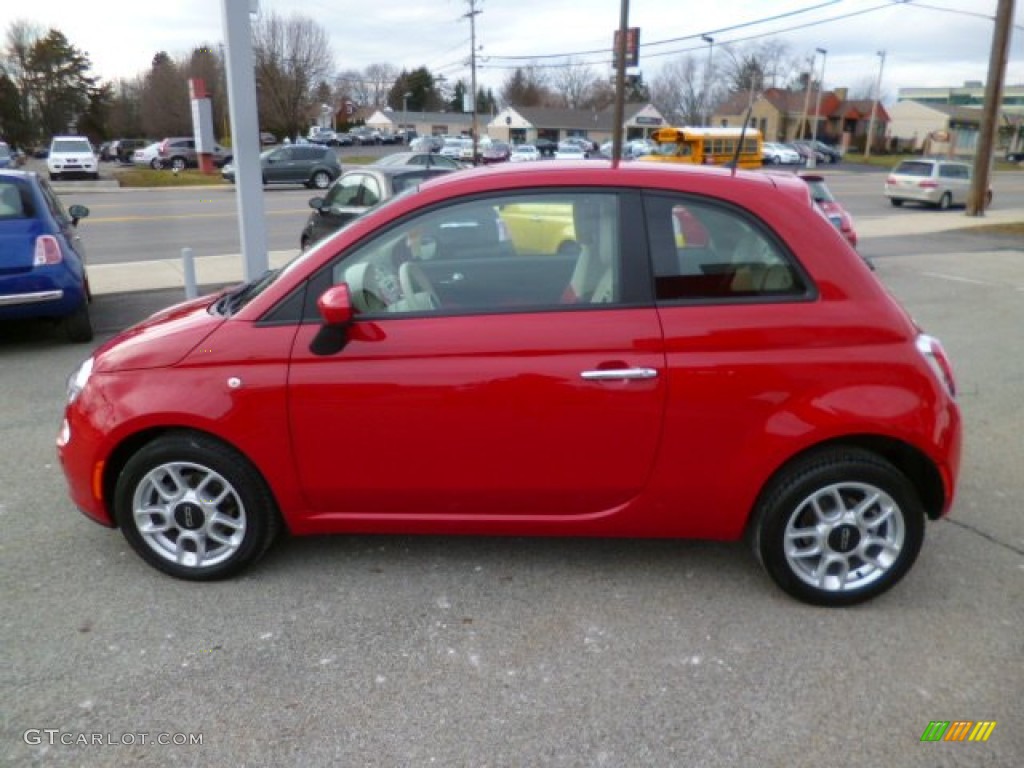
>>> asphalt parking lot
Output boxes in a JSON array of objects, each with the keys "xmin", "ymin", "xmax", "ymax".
[{"xmin": 1, "ymin": 201, "xmax": 1022, "ymax": 766}]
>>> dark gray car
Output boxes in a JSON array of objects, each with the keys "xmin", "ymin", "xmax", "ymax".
[{"xmin": 222, "ymin": 145, "xmax": 342, "ymax": 189}]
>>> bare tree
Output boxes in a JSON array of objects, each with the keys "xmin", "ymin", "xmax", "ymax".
[
  {"xmin": 140, "ymin": 52, "xmax": 190, "ymax": 138},
  {"xmin": 335, "ymin": 69, "xmax": 369, "ymax": 107},
  {"xmin": 252, "ymin": 11, "xmax": 334, "ymax": 140},
  {"xmin": 363, "ymin": 62, "xmax": 397, "ymax": 108},
  {"xmin": 718, "ymin": 40, "xmax": 797, "ymax": 94},
  {"xmin": 650, "ymin": 54, "xmax": 705, "ymax": 126},
  {"xmin": 550, "ymin": 58, "xmax": 597, "ymax": 109}
]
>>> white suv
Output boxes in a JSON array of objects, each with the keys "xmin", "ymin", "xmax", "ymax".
[
  {"xmin": 884, "ymin": 158, "xmax": 990, "ymax": 210},
  {"xmin": 47, "ymin": 136, "xmax": 99, "ymax": 181}
]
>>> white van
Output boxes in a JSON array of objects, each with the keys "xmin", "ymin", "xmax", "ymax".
[{"xmin": 47, "ymin": 136, "xmax": 99, "ymax": 181}]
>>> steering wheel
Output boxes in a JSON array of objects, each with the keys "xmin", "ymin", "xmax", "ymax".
[{"xmin": 398, "ymin": 262, "xmax": 441, "ymax": 309}]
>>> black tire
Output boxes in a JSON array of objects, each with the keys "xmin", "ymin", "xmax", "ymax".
[
  {"xmin": 64, "ymin": 300, "xmax": 94, "ymax": 343},
  {"xmin": 50, "ymin": 173, "xmax": 62, "ymax": 182},
  {"xmin": 890, "ymin": 198, "xmax": 903, "ymax": 207},
  {"xmin": 937, "ymin": 192, "xmax": 952, "ymax": 210},
  {"xmin": 114, "ymin": 432, "xmax": 282, "ymax": 580},
  {"xmin": 170, "ymin": 156, "xmax": 187, "ymax": 172},
  {"xmin": 150, "ymin": 158, "xmax": 162, "ymax": 170},
  {"xmin": 310, "ymin": 170, "xmax": 331, "ymax": 189},
  {"xmin": 749, "ymin": 447, "xmax": 925, "ymax": 606}
]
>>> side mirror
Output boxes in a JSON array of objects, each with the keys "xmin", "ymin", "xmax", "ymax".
[
  {"xmin": 317, "ymin": 284, "xmax": 354, "ymax": 326},
  {"xmin": 67, "ymin": 204, "xmax": 89, "ymax": 226},
  {"xmin": 308, "ymin": 196, "xmax": 325, "ymax": 211}
]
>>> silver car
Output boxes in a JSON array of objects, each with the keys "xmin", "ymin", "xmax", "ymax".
[{"xmin": 884, "ymin": 158, "xmax": 990, "ymax": 210}]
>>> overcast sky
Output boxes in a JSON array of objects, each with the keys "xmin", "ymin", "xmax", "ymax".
[{"xmin": 11, "ymin": 0, "xmax": 1024, "ymax": 101}]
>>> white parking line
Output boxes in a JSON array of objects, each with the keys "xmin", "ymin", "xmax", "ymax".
[{"xmin": 921, "ymin": 272, "xmax": 999, "ymax": 287}]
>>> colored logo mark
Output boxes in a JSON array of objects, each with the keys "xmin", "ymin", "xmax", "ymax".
[{"xmin": 920, "ymin": 721, "xmax": 997, "ymax": 743}]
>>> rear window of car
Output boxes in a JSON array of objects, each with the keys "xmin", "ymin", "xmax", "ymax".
[
  {"xmin": 0, "ymin": 180, "xmax": 29, "ymax": 218},
  {"xmin": 51, "ymin": 139, "xmax": 92, "ymax": 154},
  {"xmin": 893, "ymin": 161, "xmax": 935, "ymax": 177}
]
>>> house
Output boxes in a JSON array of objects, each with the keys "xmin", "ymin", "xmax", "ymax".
[
  {"xmin": 887, "ymin": 101, "xmax": 1024, "ymax": 157},
  {"xmin": 712, "ymin": 87, "xmax": 889, "ymax": 151},
  {"xmin": 487, "ymin": 103, "xmax": 667, "ymax": 146}
]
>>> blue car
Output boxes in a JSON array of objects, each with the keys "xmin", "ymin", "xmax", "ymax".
[{"xmin": 0, "ymin": 170, "xmax": 93, "ymax": 342}]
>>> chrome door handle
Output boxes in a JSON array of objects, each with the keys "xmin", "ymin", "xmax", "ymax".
[{"xmin": 580, "ymin": 368, "xmax": 658, "ymax": 381}]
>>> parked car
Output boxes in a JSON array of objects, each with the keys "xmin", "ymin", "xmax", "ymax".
[
  {"xmin": 792, "ymin": 140, "xmax": 842, "ymax": 164},
  {"xmin": 0, "ymin": 142, "xmax": 14, "ymax": 169},
  {"xmin": 0, "ymin": 170, "xmax": 93, "ymax": 341},
  {"xmin": 554, "ymin": 142, "xmax": 587, "ymax": 160},
  {"xmin": 47, "ymin": 136, "xmax": 99, "ymax": 181},
  {"xmin": 151, "ymin": 137, "xmax": 231, "ymax": 171},
  {"xmin": 785, "ymin": 142, "xmax": 826, "ymax": 165},
  {"xmin": 221, "ymin": 144, "xmax": 342, "ymax": 189},
  {"xmin": 410, "ymin": 135, "xmax": 443, "ymax": 153},
  {"xmin": 132, "ymin": 142, "xmax": 163, "ymax": 169},
  {"xmin": 372, "ymin": 152, "xmax": 464, "ymax": 170},
  {"xmin": 260, "ymin": 132, "xmax": 277, "ymax": 146},
  {"xmin": 884, "ymin": 158, "xmax": 990, "ymax": 210},
  {"xmin": 97, "ymin": 141, "xmax": 115, "ymax": 162},
  {"xmin": 300, "ymin": 165, "xmax": 454, "ymax": 249},
  {"xmin": 56, "ymin": 161, "xmax": 961, "ymax": 606},
  {"xmin": 509, "ymin": 144, "xmax": 541, "ymax": 163},
  {"xmin": 309, "ymin": 130, "xmax": 341, "ymax": 146},
  {"xmin": 762, "ymin": 142, "xmax": 801, "ymax": 165},
  {"xmin": 109, "ymin": 138, "xmax": 149, "ymax": 164},
  {"xmin": 798, "ymin": 173, "xmax": 858, "ymax": 248},
  {"xmin": 480, "ymin": 141, "xmax": 512, "ymax": 164},
  {"xmin": 533, "ymin": 138, "xmax": 558, "ymax": 157}
]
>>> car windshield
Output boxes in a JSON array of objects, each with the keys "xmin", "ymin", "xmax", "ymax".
[
  {"xmin": 802, "ymin": 179, "xmax": 835, "ymax": 203},
  {"xmin": 52, "ymin": 139, "xmax": 92, "ymax": 153},
  {"xmin": 894, "ymin": 161, "xmax": 934, "ymax": 177}
]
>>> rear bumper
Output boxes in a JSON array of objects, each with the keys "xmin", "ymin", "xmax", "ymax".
[{"xmin": 0, "ymin": 266, "xmax": 87, "ymax": 319}]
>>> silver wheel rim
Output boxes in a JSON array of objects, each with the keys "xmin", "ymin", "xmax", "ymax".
[
  {"xmin": 132, "ymin": 461, "xmax": 247, "ymax": 569},
  {"xmin": 783, "ymin": 482, "xmax": 905, "ymax": 592},
  {"xmin": 314, "ymin": 172, "xmax": 329, "ymax": 188}
]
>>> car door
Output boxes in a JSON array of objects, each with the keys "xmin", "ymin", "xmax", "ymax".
[
  {"xmin": 263, "ymin": 147, "xmax": 295, "ymax": 183},
  {"xmin": 286, "ymin": 190, "xmax": 666, "ymax": 519}
]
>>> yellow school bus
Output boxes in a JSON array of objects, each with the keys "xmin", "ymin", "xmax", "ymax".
[{"xmin": 640, "ymin": 126, "xmax": 763, "ymax": 169}]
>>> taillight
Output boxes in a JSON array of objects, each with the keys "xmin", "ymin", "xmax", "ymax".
[
  {"xmin": 885, "ymin": 175, "xmax": 896, "ymax": 184},
  {"xmin": 916, "ymin": 334, "xmax": 956, "ymax": 397},
  {"xmin": 919, "ymin": 180, "xmax": 938, "ymax": 188},
  {"xmin": 33, "ymin": 235, "xmax": 63, "ymax": 265}
]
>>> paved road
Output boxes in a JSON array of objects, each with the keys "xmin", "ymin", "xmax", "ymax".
[{"xmin": 1, "ymin": 177, "xmax": 1021, "ymax": 767}]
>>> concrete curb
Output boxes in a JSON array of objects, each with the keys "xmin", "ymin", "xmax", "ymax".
[{"xmin": 89, "ymin": 250, "xmax": 297, "ymax": 296}]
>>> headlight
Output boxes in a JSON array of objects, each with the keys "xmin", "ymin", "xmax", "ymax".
[{"xmin": 66, "ymin": 356, "xmax": 94, "ymax": 404}]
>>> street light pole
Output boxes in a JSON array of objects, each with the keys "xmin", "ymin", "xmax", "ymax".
[
  {"xmin": 402, "ymin": 91, "xmax": 412, "ymax": 142},
  {"xmin": 808, "ymin": 47, "xmax": 827, "ymax": 169},
  {"xmin": 702, "ymin": 35, "xmax": 714, "ymax": 127},
  {"xmin": 464, "ymin": 0, "xmax": 481, "ymax": 164},
  {"xmin": 864, "ymin": 50, "xmax": 886, "ymax": 159}
]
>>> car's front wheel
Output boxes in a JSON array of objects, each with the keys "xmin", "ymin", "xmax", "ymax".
[
  {"xmin": 114, "ymin": 432, "xmax": 281, "ymax": 580},
  {"xmin": 170, "ymin": 156, "xmax": 187, "ymax": 172},
  {"xmin": 150, "ymin": 158, "xmax": 162, "ymax": 170},
  {"xmin": 750, "ymin": 448, "xmax": 925, "ymax": 606}
]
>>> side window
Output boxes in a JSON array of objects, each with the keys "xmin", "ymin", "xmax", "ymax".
[
  {"xmin": 325, "ymin": 192, "xmax": 621, "ymax": 316},
  {"xmin": 324, "ymin": 174, "xmax": 365, "ymax": 208},
  {"xmin": 361, "ymin": 176, "xmax": 383, "ymax": 206},
  {"xmin": 645, "ymin": 193, "xmax": 807, "ymax": 301},
  {"xmin": 39, "ymin": 180, "xmax": 69, "ymax": 224}
]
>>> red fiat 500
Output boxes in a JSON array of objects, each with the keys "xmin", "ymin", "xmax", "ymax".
[{"xmin": 57, "ymin": 162, "xmax": 961, "ymax": 606}]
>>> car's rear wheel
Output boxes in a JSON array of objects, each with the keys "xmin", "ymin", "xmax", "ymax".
[
  {"xmin": 750, "ymin": 447, "xmax": 925, "ymax": 606},
  {"xmin": 64, "ymin": 300, "xmax": 94, "ymax": 343},
  {"xmin": 114, "ymin": 432, "xmax": 281, "ymax": 581},
  {"xmin": 937, "ymin": 192, "xmax": 952, "ymax": 210},
  {"xmin": 310, "ymin": 170, "xmax": 332, "ymax": 189}
]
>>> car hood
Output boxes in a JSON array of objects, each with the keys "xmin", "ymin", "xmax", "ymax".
[{"xmin": 92, "ymin": 292, "xmax": 229, "ymax": 373}]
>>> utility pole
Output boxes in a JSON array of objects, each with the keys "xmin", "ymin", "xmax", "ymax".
[
  {"xmin": 864, "ymin": 50, "xmax": 886, "ymax": 159},
  {"xmin": 798, "ymin": 52, "xmax": 816, "ymax": 141},
  {"xmin": 967, "ymin": 0, "xmax": 1015, "ymax": 216},
  {"xmin": 611, "ymin": 0, "xmax": 630, "ymax": 165},
  {"xmin": 464, "ymin": 0, "xmax": 481, "ymax": 165}
]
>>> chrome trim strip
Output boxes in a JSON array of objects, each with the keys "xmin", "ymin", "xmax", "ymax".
[{"xmin": 0, "ymin": 289, "xmax": 64, "ymax": 307}]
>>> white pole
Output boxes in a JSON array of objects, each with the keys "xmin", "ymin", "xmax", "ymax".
[
  {"xmin": 182, "ymin": 247, "xmax": 197, "ymax": 299},
  {"xmin": 221, "ymin": 0, "xmax": 269, "ymax": 282},
  {"xmin": 864, "ymin": 51, "xmax": 886, "ymax": 159}
]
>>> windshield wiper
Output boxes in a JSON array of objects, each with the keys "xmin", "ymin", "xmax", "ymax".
[{"xmin": 215, "ymin": 269, "xmax": 278, "ymax": 316}]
